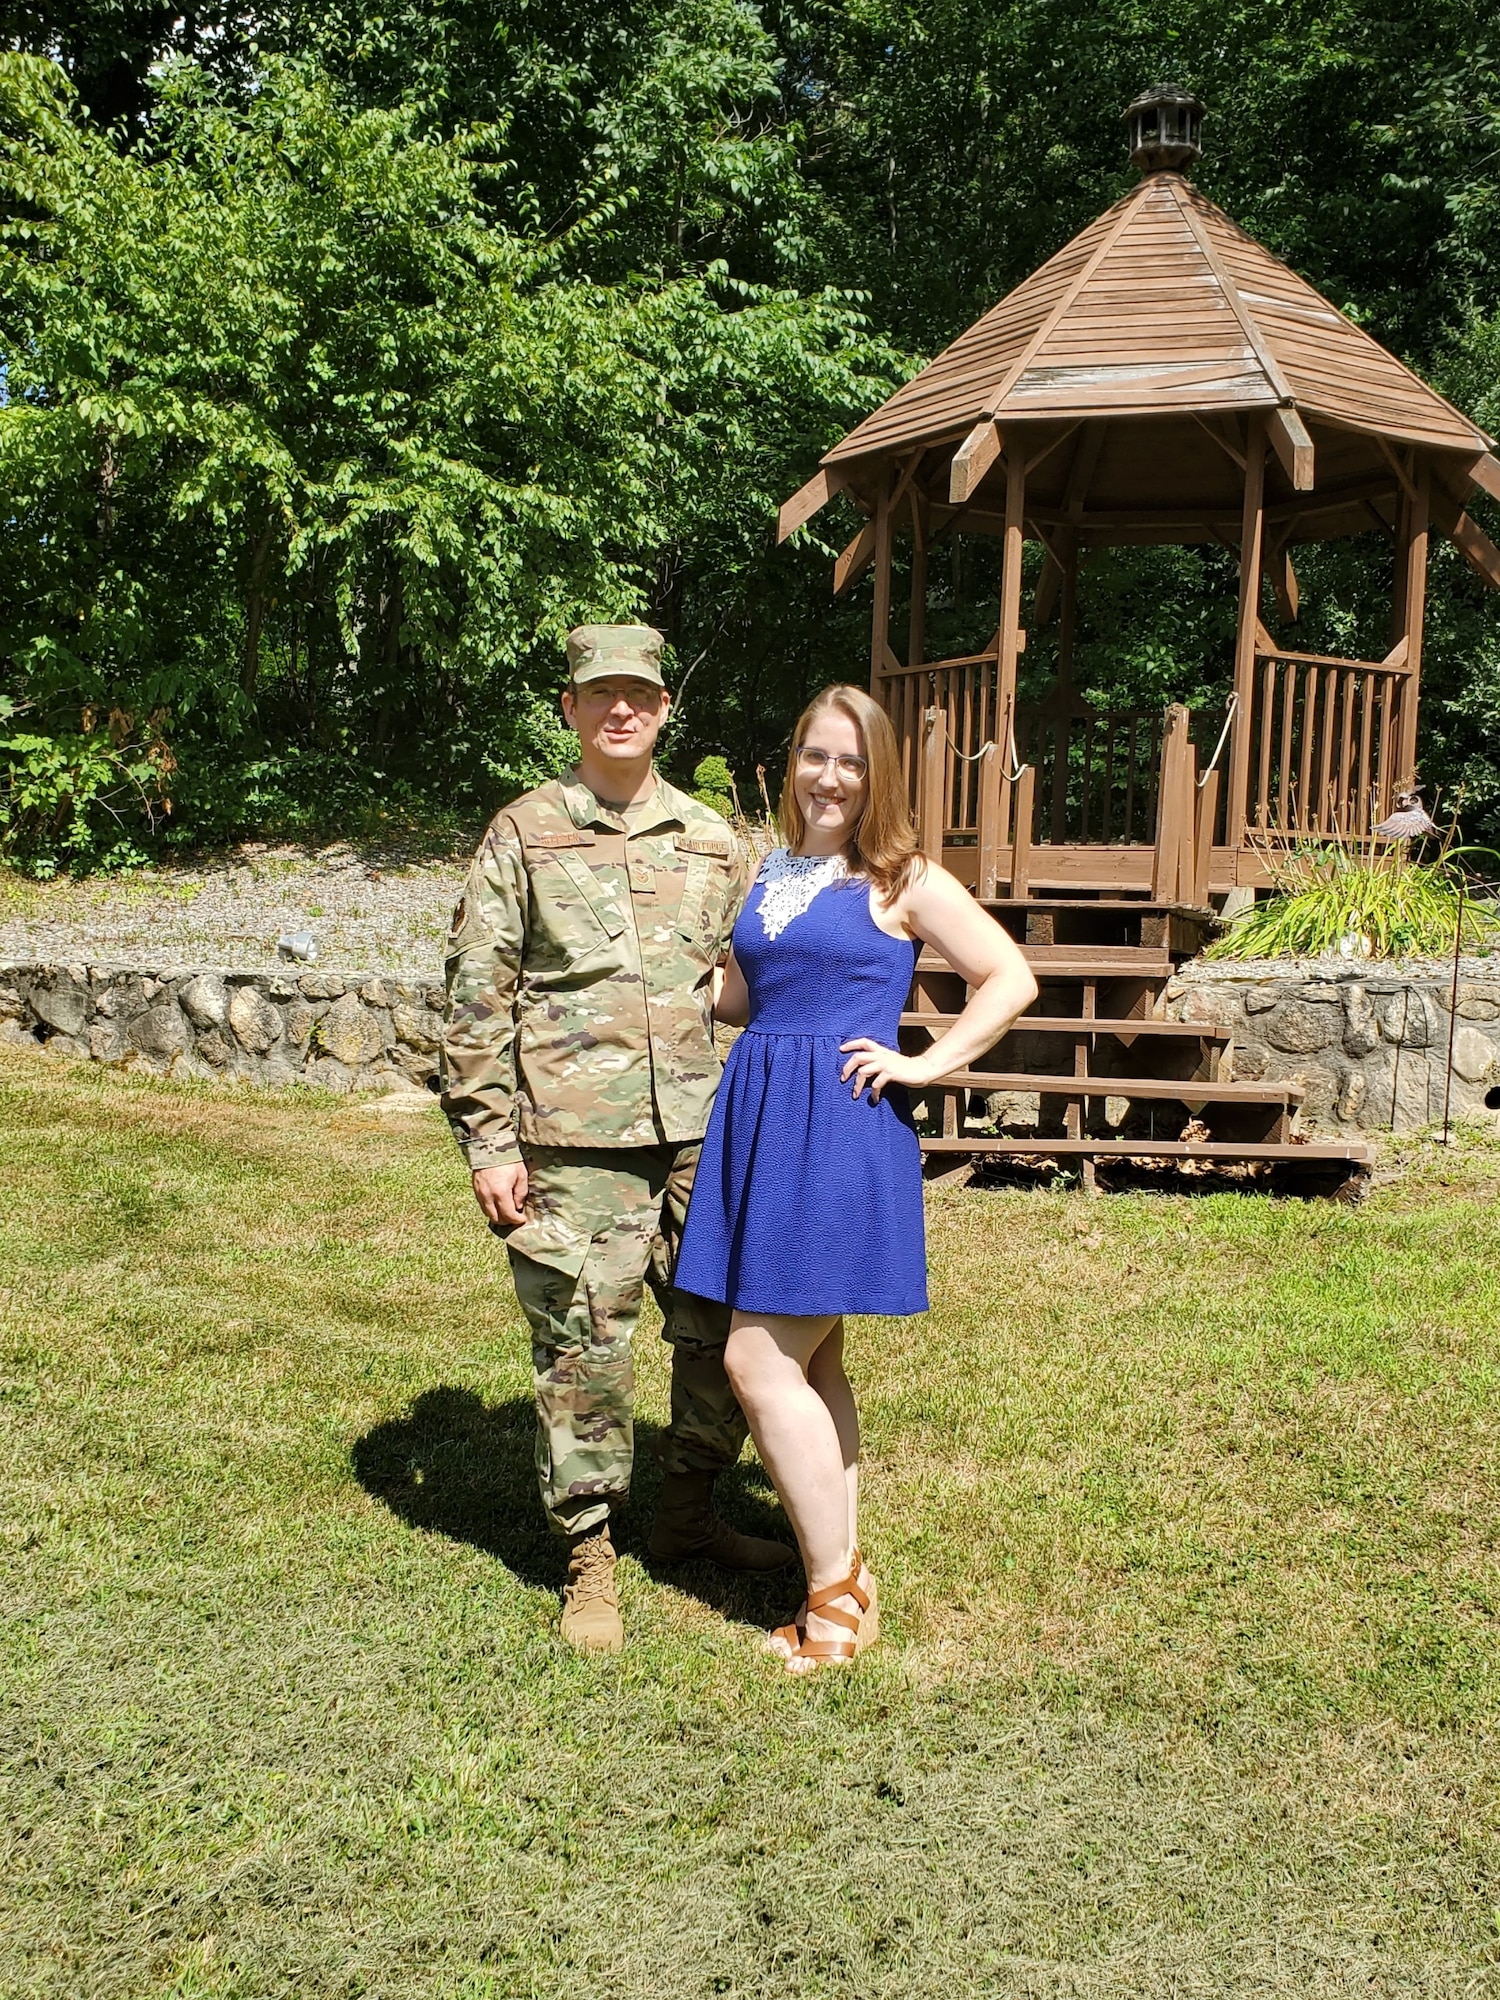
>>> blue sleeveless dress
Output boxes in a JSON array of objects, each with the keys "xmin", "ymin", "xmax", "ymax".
[{"xmin": 675, "ymin": 857, "xmax": 928, "ymax": 1317}]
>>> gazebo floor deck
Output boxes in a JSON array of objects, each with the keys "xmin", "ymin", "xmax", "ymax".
[{"xmin": 938, "ymin": 843, "xmax": 1275, "ymax": 897}]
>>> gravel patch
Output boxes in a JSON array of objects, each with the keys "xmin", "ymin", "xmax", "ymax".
[{"xmin": 0, "ymin": 841, "xmax": 468, "ymax": 976}]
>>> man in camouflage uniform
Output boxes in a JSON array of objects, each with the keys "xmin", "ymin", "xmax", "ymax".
[{"xmin": 441, "ymin": 623, "xmax": 792, "ymax": 1652}]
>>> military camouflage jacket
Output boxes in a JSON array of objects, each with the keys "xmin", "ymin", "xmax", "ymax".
[{"xmin": 441, "ymin": 769, "xmax": 751, "ymax": 1168}]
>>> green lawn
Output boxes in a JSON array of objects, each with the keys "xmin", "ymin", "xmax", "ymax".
[{"xmin": 4, "ymin": 1046, "xmax": 1500, "ymax": 1998}]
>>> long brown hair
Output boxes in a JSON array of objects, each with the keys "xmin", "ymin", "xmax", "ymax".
[{"xmin": 778, "ymin": 683, "xmax": 922, "ymax": 899}]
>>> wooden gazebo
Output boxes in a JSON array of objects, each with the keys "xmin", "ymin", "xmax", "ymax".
[
  {"xmin": 779, "ymin": 88, "xmax": 1500, "ymax": 906},
  {"xmin": 775, "ymin": 90, "xmax": 1500, "ymax": 1179}
]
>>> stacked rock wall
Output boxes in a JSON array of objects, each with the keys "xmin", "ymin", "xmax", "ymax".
[
  {"xmin": 1168, "ymin": 961, "xmax": 1500, "ymax": 1133},
  {"xmin": 7, "ymin": 954, "xmax": 1500, "ymax": 1135},
  {"xmin": 0, "ymin": 962, "xmax": 444, "ymax": 1094}
]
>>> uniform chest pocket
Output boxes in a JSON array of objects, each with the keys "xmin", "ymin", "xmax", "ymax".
[{"xmin": 527, "ymin": 840, "xmax": 628, "ymax": 951}]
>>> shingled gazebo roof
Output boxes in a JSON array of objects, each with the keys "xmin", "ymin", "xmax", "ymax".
[{"xmin": 826, "ymin": 173, "xmax": 1491, "ymax": 467}]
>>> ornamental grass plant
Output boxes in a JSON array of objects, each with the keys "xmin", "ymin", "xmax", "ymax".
[{"xmin": 1207, "ymin": 833, "xmax": 1500, "ymax": 962}]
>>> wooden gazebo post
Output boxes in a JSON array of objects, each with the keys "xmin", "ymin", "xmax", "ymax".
[
  {"xmin": 977, "ymin": 449, "xmax": 1027, "ymax": 897},
  {"xmin": 867, "ymin": 472, "xmax": 895, "ymax": 691},
  {"xmin": 1224, "ymin": 413, "xmax": 1267, "ymax": 859},
  {"xmin": 1394, "ymin": 460, "xmax": 1429, "ymax": 785}
]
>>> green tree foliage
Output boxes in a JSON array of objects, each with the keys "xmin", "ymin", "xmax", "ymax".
[
  {"xmin": 1, "ymin": 3, "xmax": 1499, "ymax": 865},
  {"xmin": 0, "ymin": 49, "xmax": 901, "ymax": 864}
]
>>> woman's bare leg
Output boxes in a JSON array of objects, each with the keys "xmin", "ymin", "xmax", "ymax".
[
  {"xmin": 808, "ymin": 1318, "xmax": 858, "ymax": 1551},
  {"xmin": 726, "ymin": 1310, "xmax": 868, "ymax": 1667}
]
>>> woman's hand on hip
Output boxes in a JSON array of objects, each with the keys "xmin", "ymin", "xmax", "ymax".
[{"xmin": 838, "ymin": 1038, "xmax": 936, "ymax": 1104}]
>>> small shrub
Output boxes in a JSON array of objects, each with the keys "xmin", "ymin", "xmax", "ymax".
[{"xmin": 690, "ymin": 755, "xmax": 736, "ymax": 821}]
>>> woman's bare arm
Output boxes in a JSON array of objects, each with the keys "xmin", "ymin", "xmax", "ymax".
[
  {"xmin": 840, "ymin": 864, "xmax": 1037, "ymax": 1101},
  {"xmin": 901, "ymin": 864, "xmax": 1037, "ymax": 1077},
  {"xmin": 713, "ymin": 948, "xmax": 750, "ymax": 1025}
]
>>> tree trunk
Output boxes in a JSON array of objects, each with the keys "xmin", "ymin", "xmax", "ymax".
[{"xmin": 241, "ymin": 521, "xmax": 276, "ymax": 698}]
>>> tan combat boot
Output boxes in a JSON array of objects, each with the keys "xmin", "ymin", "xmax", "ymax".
[
  {"xmin": 560, "ymin": 1523, "xmax": 624, "ymax": 1653},
  {"xmin": 647, "ymin": 1469, "xmax": 795, "ymax": 1571}
]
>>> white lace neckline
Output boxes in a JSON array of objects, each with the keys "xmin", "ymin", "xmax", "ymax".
[{"xmin": 756, "ymin": 846, "xmax": 851, "ymax": 939}]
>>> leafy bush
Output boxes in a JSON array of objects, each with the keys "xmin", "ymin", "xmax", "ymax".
[
  {"xmin": 0, "ymin": 705, "xmax": 170, "ymax": 875},
  {"xmin": 690, "ymin": 755, "xmax": 736, "ymax": 820},
  {"xmin": 1207, "ymin": 843, "xmax": 1500, "ymax": 962}
]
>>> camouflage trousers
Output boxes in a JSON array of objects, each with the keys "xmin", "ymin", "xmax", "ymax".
[{"xmin": 503, "ymin": 1142, "xmax": 747, "ymax": 1537}]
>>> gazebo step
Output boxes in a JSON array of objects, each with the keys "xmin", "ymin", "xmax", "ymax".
[
  {"xmin": 900, "ymin": 1011, "xmax": 1230, "ymax": 1043},
  {"xmin": 981, "ymin": 899, "xmax": 1215, "ymax": 958},
  {"xmin": 917, "ymin": 945, "xmax": 1173, "ymax": 977},
  {"xmin": 927, "ymin": 1071, "xmax": 1300, "ymax": 1105},
  {"xmin": 920, "ymin": 1136, "xmax": 1371, "ymax": 1165}
]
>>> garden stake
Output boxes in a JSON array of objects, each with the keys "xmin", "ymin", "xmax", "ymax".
[{"xmin": 1442, "ymin": 875, "xmax": 1464, "ymax": 1145}]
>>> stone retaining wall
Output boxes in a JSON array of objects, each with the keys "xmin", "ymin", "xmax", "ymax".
[
  {"xmin": 1169, "ymin": 960, "xmax": 1500, "ymax": 1133},
  {"xmin": 0, "ymin": 962, "xmax": 444, "ymax": 1095},
  {"xmin": 7, "ymin": 955, "xmax": 1500, "ymax": 1135}
]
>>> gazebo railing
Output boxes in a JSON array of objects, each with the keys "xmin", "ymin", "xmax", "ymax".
[
  {"xmin": 1241, "ymin": 647, "xmax": 1412, "ymax": 840},
  {"xmin": 882, "ymin": 652, "xmax": 1001, "ymax": 841},
  {"xmin": 880, "ymin": 642, "xmax": 1411, "ymax": 895},
  {"xmin": 1015, "ymin": 705, "xmax": 1163, "ymax": 847}
]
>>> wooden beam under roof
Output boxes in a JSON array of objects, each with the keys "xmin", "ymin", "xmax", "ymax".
[
  {"xmin": 1428, "ymin": 468, "xmax": 1500, "ymax": 592},
  {"xmin": 833, "ymin": 520, "xmax": 876, "ymax": 594},
  {"xmin": 1468, "ymin": 451, "xmax": 1500, "ymax": 504},
  {"xmin": 1268, "ymin": 406, "xmax": 1315, "ymax": 491},
  {"xmin": 1450, "ymin": 512, "xmax": 1500, "ymax": 591},
  {"xmin": 776, "ymin": 466, "xmax": 847, "ymax": 543},
  {"xmin": 949, "ymin": 420, "xmax": 1003, "ymax": 503},
  {"xmin": 1270, "ymin": 539, "xmax": 1300, "ymax": 621}
]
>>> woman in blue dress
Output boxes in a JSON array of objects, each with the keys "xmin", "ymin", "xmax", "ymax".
[{"xmin": 676, "ymin": 685, "xmax": 1037, "ymax": 1672}]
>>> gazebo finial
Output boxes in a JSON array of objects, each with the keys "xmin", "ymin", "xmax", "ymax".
[{"xmin": 1123, "ymin": 85, "xmax": 1204, "ymax": 175}]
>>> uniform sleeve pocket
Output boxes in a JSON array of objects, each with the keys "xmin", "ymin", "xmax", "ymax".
[{"xmin": 674, "ymin": 832, "xmax": 736, "ymax": 949}]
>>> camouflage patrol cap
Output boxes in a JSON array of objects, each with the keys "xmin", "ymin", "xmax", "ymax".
[
  {"xmin": 568, "ymin": 620, "xmax": 668, "ymax": 692},
  {"xmin": 565, "ymin": 623, "xmax": 666, "ymax": 689}
]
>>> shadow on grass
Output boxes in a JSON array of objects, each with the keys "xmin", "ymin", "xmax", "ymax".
[{"xmin": 351, "ymin": 1386, "xmax": 803, "ymax": 1625}]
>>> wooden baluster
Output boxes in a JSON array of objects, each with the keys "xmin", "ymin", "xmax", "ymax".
[
  {"xmin": 941, "ymin": 671, "xmax": 955, "ymax": 846},
  {"xmin": 1296, "ymin": 665, "xmax": 1317, "ymax": 833},
  {"xmin": 1256, "ymin": 655, "xmax": 1276, "ymax": 828},
  {"xmin": 1277, "ymin": 660, "xmax": 1295, "ymax": 829},
  {"xmin": 900, "ymin": 674, "xmax": 915, "ymax": 808},
  {"xmin": 1337, "ymin": 667, "xmax": 1357, "ymax": 834},
  {"xmin": 1102, "ymin": 715, "xmax": 1116, "ymax": 843},
  {"xmin": 1124, "ymin": 717, "xmax": 1139, "ymax": 842},
  {"xmin": 1356, "ymin": 672, "xmax": 1376, "ymax": 836},
  {"xmin": 960, "ymin": 664, "xmax": 976, "ymax": 830},
  {"xmin": 1081, "ymin": 717, "xmax": 1095, "ymax": 841},
  {"xmin": 1050, "ymin": 711, "xmax": 1070, "ymax": 844},
  {"xmin": 1384, "ymin": 676, "xmax": 1408, "ymax": 824},
  {"xmin": 1315, "ymin": 668, "xmax": 1337, "ymax": 834},
  {"xmin": 1194, "ymin": 765, "xmax": 1220, "ymax": 907}
]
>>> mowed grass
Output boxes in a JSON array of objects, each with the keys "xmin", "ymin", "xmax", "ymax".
[{"xmin": 4, "ymin": 1047, "xmax": 1500, "ymax": 1999}]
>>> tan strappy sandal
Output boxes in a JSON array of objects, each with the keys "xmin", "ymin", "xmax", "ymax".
[
  {"xmin": 767, "ymin": 1600, "xmax": 807, "ymax": 1659},
  {"xmin": 783, "ymin": 1552, "xmax": 879, "ymax": 1673}
]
